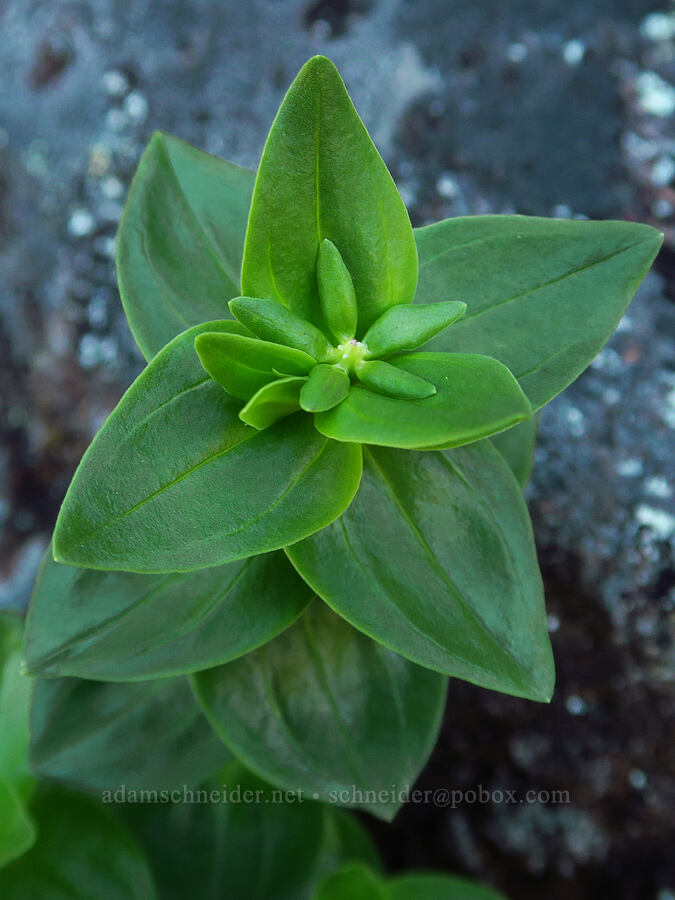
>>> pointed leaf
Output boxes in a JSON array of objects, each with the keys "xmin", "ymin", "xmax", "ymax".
[
  {"xmin": 0, "ymin": 789, "xmax": 158, "ymax": 898},
  {"xmin": 241, "ymin": 56, "xmax": 418, "ymax": 333},
  {"xmin": 125, "ymin": 762, "xmax": 380, "ymax": 900},
  {"xmin": 24, "ymin": 547, "xmax": 311, "ymax": 681},
  {"xmin": 117, "ymin": 132, "xmax": 254, "ymax": 360},
  {"xmin": 318, "ymin": 239, "xmax": 358, "ymax": 341},
  {"xmin": 230, "ymin": 296, "xmax": 333, "ymax": 359},
  {"xmin": 357, "ymin": 360, "xmax": 436, "ymax": 400},
  {"xmin": 490, "ymin": 415, "xmax": 539, "ymax": 489},
  {"xmin": 414, "ymin": 216, "xmax": 662, "ymax": 409},
  {"xmin": 53, "ymin": 322, "xmax": 362, "ymax": 573},
  {"xmin": 31, "ymin": 675, "xmax": 230, "ymax": 793},
  {"xmin": 287, "ymin": 443, "xmax": 554, "ymax": 702},
  {"xmin": 363, "ymin": 301, "xmax": 466, "ymax": 357},
  {"xmin": 300, "ymin": 364, "xmax": 351, "ymax": 412},
  {"xmin": 195, "ymin": 331, "xmax": 315, "ymax": 400},
  {"xmin": 239, "ymin": 376, "xmax": 305, "ymax": 429},
  {"xmin": 192, "ymin": 600, "xmax": 447, "ymax": 821},
  {"xmin": 315, "ymin": 353, "xmax": 531, "ymax": 449}
]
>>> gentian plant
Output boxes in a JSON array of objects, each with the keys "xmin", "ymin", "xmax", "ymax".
[{"xmin": 23, "ymin": 56, "xmax": 661, "ymax": 822}]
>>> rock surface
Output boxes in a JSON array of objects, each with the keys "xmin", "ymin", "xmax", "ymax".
[{"xmin": 0, "ymin": 0, "xmax": 673, "ymax": 896}]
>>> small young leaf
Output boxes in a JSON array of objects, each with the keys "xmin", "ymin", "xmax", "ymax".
[
  {"xmin": 414, "ymin": 216, "xmax": 662, "ymax": 409},
  {"xmin": 195, "ymin": 332, "xmax": 315, "ymax": 401},
  {"xmin": 363, "ymin": 301, "xmax": 466, "ymax": 357},
  {"xmin": 316, "ymin": 353, "xmax": 531, "ymax": 450},
  {"xmin": 241, "ymin": 56, "xmax": 418, "ymax": 333},
  {"xmin": 287, "ymin": 443, "xmax": 554, "ymax": 702},
  {"xmin": 31, "ymin": 676, "xmax": 230, "ymax": 793},
  {"xmin": 229, "ymin": 296, "xmax": 332, "ymax": 360},
  {"xmin": 0, "ymin": 789, "xmax": 158, "ymax": 899},
  {"xmin": 53, "ymin": 321, "xmax": 362, "ymax": 573},
  {"xmin": 357, "ymin": 360, "xmax": 436, "ymax": 400},
  {"xmin": 192, "ymin": 600, "xmax": 447, "ymax": 821},
  {"xmin": 318, "ymin": 239, "xmax": 358, "ymax": 342},
  {"xmin": 117, "ymin": 132, "xmax": 254, "ymax": 361},
  {"xmin": 300, "ymin": 364, "xmax": 351, "ymax": 412},
  {"xmin": 239, "ymin": 377, "xmax": 305, "ymax": 429},
  {"xmin": 24, "ymin": 547, "xmax": 311, "ymax": 682}
]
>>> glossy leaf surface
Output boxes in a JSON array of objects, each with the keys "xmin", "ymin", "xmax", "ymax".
[
  {"xmin": 53, "ymin": 322, "xmax": 362, "ymax": 572},
  {"xmin": 300, "ymin": 364, "xmax": 351, "ymax": 412},
  {"xmin": 357, "ymin": 360, "xmax": 436, "ymax": 400},
  {"xmin": 126, "ymin": 762, "xmax": 380, "ymax": 900},
  {"xmin": 195, "ymin": 331, "xmax": 314, "ymax": 401},
  {"xmin": 0, "ymin": 789, "xmax": 157, "ymax": 899},
  {"xmin": 414, "ymin": 216, "xmax": 662, "ymax": 409},
  {"xmin": 25, "ymin": 548, "xmax": 311, "ymax": 681},
  {"xmin": 239, "ymin": 376, "xmax": 305, "ymax": 429},
  {"xmin": 288, "ymin": 444, "xmax": 554, "ymax": 701},
  {"xmin": 117, "ymin": 132, "xmax": 254, "ymax": 360},
  {"xmin": 490, "ymin": 416, "xmax": 539, "ymax": 489},
  {"xmin": 315, "ymin": 353, "xmax": 531, "ymax": 449},
  {"xmin": 318, "ymin": 239, "xmax": 358, "ymax": 341},
  {"xmin": 192, "ymin": 600, "xmax": 447, "ymax": 821},
  {"xmin": 31, "ymin": 675, "xmax": 230, "ymax": 792},
  {"xmin": 363, "ymin": 301, "xmax": 466, "ymax": 357},
  {"xmin": 230, "ymin": 296, "xmax": 332, "ymax": 360},
  {"xmin": 242, "ymin": 56, "xmax": 417, "ymax": 333}
]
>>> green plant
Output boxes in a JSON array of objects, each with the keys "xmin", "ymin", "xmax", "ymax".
[{"xmin": 23, "ymin": 56, "xmax": 661, "ymax": 824}]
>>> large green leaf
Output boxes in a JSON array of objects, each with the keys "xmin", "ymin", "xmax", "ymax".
[
  {"xmin": 414, "ymin": 216, "xmax": 662, "ymax": 409},
  {"xmin": 242, "ymin": 56, "xmax": 418, "ymax": 334},
  {"xmin": 125, "ymin": 762, "xmax": 380, "ymax": 900},
  {"xmin": 192, "ymin": 600, "xmax": 447, "ymax": 821},
  {"xmin": 316, "ymin": 864, "xmax": 510, "ymax": 900},
  {"xmin": 288, "ymin": 443, "xmax": 554, "ymax": 702},
  {"xmin": 116, "ymin": 132, "xmax": 255, "ymax": 360},
  {"xmin": 53, "ymin": 321, "xmax": 362, "ymax": 573},
  {"xmin": 30, "ymin": 675, "xmax": 230, "ymax": 793},
  {"xmin": 315, "ymin": 353, "xmax": 531, "ymax": 449},
  {"xmin": 0, "ymin": 783, "xmax": 36, "ymax": 870},
  {"xmin": 0, "ymin": 789, "xmax": 157, "ymax": 899},
  {"xmin": 490, "ymin": 416, "xmax": 538, "ymax": 489},
  {"xmin": 24, "ymin": 547, "xmax": 311, "ymax": 681}
]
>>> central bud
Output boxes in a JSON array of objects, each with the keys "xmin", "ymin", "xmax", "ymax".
[{"xmin": 330, "ymin": 338, "xmax": 369, "ymax": 374}]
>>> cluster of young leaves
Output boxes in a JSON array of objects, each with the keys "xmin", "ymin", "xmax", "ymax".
[
  {"xmin": 23, "ymin": 56, "xmax": 661, "ymax": 819},
  {"xmin": 1, "ymin": 616, "xmax": 509, "ymax": 899}
]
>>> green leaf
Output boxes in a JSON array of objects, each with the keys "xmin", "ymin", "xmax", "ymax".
[
  {"xmin": 241, "ymin": 56, "xmax": 418, "ymax": 334},
  {"xmin": 125, "ymin": 763, "xmax": 380, "ymax": 900},
  {"xmin": 0, "ymin": 788, "xmax": 158, "ymax": 899},
  {"xmin": 195, "ymin": 331, "xmax": 315, "ymax": 400},
  {"xmin": 388, "ymin": 874, "xmax": 510, "ymax": 900},
  {"xmin": 315, "ymin": 353, "xmax": 531, "ymax": 450},
  {"xmin": 287, "ymin": 443, "xmax": 554, "ymax": 702},
  {"xmin": 31, "ymin": 675, "xmax": 230, "ymax": 793},
  {"xmin": 117, "ymin": 132, "xmax": 254, "ymax": 361},
  {"xmin": 0, "ymin": 783, "xmax": 36, "ymax": 870},
  {"xmin": 490, "ymin": 415, "xmax": 539, "ymax": 489},
  {"xmin": 318, "ymin": 239, "xmax": 358, "ymax": 342},
  {"xmin": 357, "ymin": 360, "xmax": 436, "ymax": 400},
  {"xmin": 0, "ymin": 615, "xmax": 33, "ymax": 795},
  {"xmin": 230, "ymin": 296, "xmax": 333, "ymax": 360},
  {"xmin": 414, "ymin": 216, "xmax": 662, "ymax": 409},
  {"xmin": 192, "ymin": 600, "xmax": 447, "ymax": 822},
  {"xmin": 239, "ymin": 376, "xmax": 306, "ymax": 429},
  {"xmin": 363, "ymin": 301, "xmax": 466, "ymax": 357},
  {"xmin": 300, "ymin": 365, "xmax": 351, "ymax": 412},
  {"xmin": 53, "ymin": 321, "xmax": 363, "ymax": 573},
  {"xmin": 24, "ymin": 547, "xmax": 311, "ymax": 681},
  {"xmin": 316, "ymin": 863, "xmax": 387, "ymax": 900}
]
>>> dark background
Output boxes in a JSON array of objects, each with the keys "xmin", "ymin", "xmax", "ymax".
[{"xmin": 0, "ymin": 1, "xmax": 673, "ymax": 898}]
